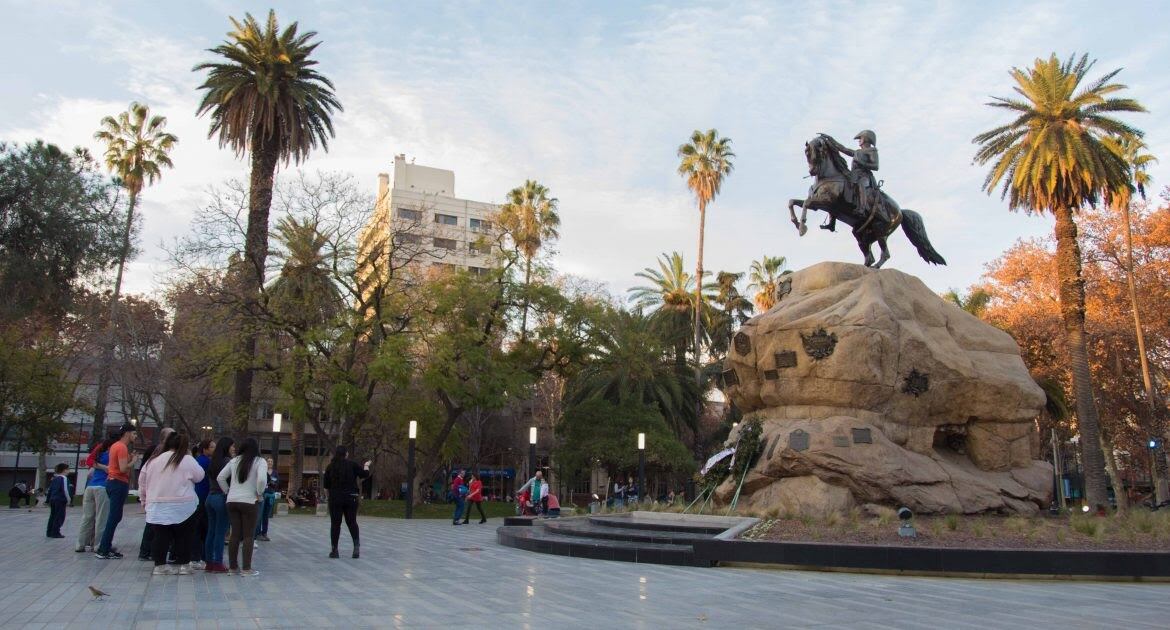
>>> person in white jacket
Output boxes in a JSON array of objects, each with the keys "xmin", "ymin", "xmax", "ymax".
[
  {"xmin": 138, "ymin": 432, "xmax": 205, "ymax": 576},
  {"xmin": 216, "ymin": 437, "xmax": 267, "ymax": 576}
]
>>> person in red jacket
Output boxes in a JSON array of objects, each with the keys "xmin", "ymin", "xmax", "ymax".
[{"xmin": 461, "ymin": 472, "xmax": 487, "ymax": 524}]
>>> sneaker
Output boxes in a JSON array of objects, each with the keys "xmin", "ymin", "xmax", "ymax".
[
  {"xmin": 328, "ymin": 549, "xmax": 339, "ymax": 559},
  {"xmin": 75, "ymin": 547, "xmax": 88, "ymax": 553},
  {"xmin": 351, "ymin": 547, "xmax": 359, "ymax": 559},
  {"xmin": 257, "ymin": 535, "xmax": 270, "ymax": 541},
  {"xmin": 239, "ymin": 569, "xmax": 260, "ymax": 577},
  {"xmin": 227, "ymin": 567, "xmax": 239, "ymax": 575},
  {"xmin": 94, "ymin": 550, "xmax": 124, "ymax": 560},
  {"xmin": 152, "ymin": 565, "xmax": 175, "ymax": 576},
  {"xmin": 205, "ymin": 563, "xmax": 228, "ymax": 574},
  {"xmin": 479, "ymin": 519, "xmax": 487, "ymax": 524},
  {"xmin": 177, "ymin": 564, "xmax": 192, "ymax": 575},
  {"xmin": 190, "ymin": 561, "xmax": 206, "ymax": 570}
]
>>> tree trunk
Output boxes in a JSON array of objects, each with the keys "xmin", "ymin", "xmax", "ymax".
[
  {"xmin": 1120, "ymin": 201, "xmax": 1169, "ymax": 502},
  {"xmin": 693, "ymin": 199, "xmax": 706, "ymax": 385},
  {"xmin": 1052, "ymin": 206, "xmax": 1110, "ymax": 509},
  {"xmin": 230, "ymin": 139, "xmax": 280, "ymax": 438},
  {"xmin": 290, "ymin": 416, "xmax": 304, "ymax": 496},
  {"xmin": 520, "ymin": 256, "xmax": 532, "ymax": 342},
  {"xmin": 91, "ymin": 190, "xmax": 138, "ymax": 445},
  {"xmin": 1101, "ymin": 432, "xmax": 1127, "ymax": 512},
  {"xmin": 34, "ymin": 451, "xmax": 46, "ymax": 493}
]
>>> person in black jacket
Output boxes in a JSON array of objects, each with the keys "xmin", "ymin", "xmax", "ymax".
[
  {"xmin": 46, "ymin": 463, "xmax": 71, "ymax": 537},
  {"xmin": 323, "ymin": 446, "xmax": 370, "ymax": 559}
]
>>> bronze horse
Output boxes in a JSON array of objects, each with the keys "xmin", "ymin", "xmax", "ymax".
[{"xmin": 786, "ymin": 135, "xmax": 946, "ymax": 268}]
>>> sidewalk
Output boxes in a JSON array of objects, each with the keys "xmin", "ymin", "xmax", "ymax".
[{"xmin": 1, "ymin": 507, "xmax": 1167, "ymax": 629}]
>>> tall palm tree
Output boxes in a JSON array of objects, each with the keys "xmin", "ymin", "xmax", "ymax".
[
  {"xmin": 1105, "ymin": 135, "xmax": 1165, "ymax": 500},
  {"xmin": 708, "ymin": 271, "xmax": 754, "ymax": 363},
  {"xmin": 497, "ymin": 180, "xmax": 559, "ymax": 341},
  {"xmin": 746, "ymin": 255, "xmax": 789, "ymax": 312},
  {"xmin": 629, "ymin": 252, "xmax": 713, "ymax": 372},
  {"xmin": 91, "ymin": 102, "xmax": 177, "ymax": 443},
  {"xmin": 194, "ymin": 10, "xmax": 341, "ymax": 434},
  {"xmin": 973, "ymin": 52, "xmax": 1145, "ymax": 508},
  {"xmin": 677, "ymin": 129, "xmax": 734, "ymax": 384}
]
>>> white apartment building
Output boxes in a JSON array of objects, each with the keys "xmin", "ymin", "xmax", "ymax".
[{"xmin": 361, "ymin": 155, "xmax": 499, "ymax": 278}]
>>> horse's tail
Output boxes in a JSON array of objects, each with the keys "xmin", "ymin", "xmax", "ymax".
[{"xmin": 899, "ymin": 209, "xmax": 946, "ymax": 266}]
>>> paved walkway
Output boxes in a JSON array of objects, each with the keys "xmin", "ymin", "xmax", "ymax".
[{"xmin": 2, "ymin": 506, "xmax": 1167, "ymax": 629}]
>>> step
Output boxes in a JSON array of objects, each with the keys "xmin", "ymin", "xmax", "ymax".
[
  {"xmin": 588, "ymin": 514, "xmax": 729, "ymax": 535},
  {"xmin": 543, "ymin": 519, "xmax": 715, "ymax": 545},
  {"xmin": 496, "ymin": 525, "xmax": 713, "ymax": 567}
]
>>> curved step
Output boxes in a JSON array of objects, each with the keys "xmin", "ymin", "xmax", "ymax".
[
  {"xmin": 588, "ymin": 514, "xmax": 728, "ymax": 535},
  {"xmin": 496, "ymin": 525, "xmax": 713, "ymax": 567},
  {"xmin": 543, "ymin": 519, "xmax": 714, "ymax": 545}
]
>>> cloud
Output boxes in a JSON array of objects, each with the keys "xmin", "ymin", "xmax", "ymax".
[{"xmin": 5, "ymin": 0, "xmax": 1169, "ymax": 303}]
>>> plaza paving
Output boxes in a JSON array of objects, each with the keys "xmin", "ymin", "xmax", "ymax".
[{"xmin": 1, "ymin": 506, "xmax": 1167, "ymax": 629}]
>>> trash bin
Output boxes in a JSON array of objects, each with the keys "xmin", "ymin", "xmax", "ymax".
[{"xmin": 589, "ymin": 501, "xmax": 600, "ymax": 514}]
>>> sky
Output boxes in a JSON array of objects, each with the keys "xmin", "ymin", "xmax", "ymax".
[{"xmin": 3, "ymin": 0, "xmax": 1170, "ymax": 302}]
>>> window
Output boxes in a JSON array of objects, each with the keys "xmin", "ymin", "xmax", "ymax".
[
  {"xmin": 432, "ymin": 262, "xmax": 456, "ymax": 273},
  {"xmin": 469, "ymin": 218, "xmax": 492, "ymax": 231},
  {"xmin": 397, "ymin": 207, "xmax": 422, "ymax": 221},
  {"xmin": 469, "ymin": 266, "xmax": 489, "ymax": 276},
  {"xmin": 433, "ymin": 237, "xmax": 458, "ymax": 250},
  {"xmin": 468, "ymin": 241, "xmax": 491, "ymax": 255},
  {"xmin": 434, "ymin": 213, "xmax": 458, "ymax": 226},
  {"xmin": 394, "ymin": 233, "xmax": 422, "ymax": 246}
]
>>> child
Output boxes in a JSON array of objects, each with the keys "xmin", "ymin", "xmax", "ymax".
[{"xmin": 46, "ymin": 463, "xmax": 71, "ymax": 538}]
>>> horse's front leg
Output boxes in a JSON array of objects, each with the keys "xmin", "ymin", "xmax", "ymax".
[{"xmin": 787, "ymin": 199, "xmax": 808, "ymax": 236}]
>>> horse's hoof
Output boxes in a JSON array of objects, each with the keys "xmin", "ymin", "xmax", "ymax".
[{"xmin": 799, "ymin": 225, "xmax": 807, "ymax": 236}]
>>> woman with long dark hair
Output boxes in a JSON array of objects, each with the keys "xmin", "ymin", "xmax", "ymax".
[
  {"xmin": 138, "ymin": 432, "xmax": 204, "ymax": 575},
  {"xmin": 323, "ymin": 445, "xmax": 370, "ymax": 559},
  {"xmin": 216, "ymin": 437, "xmax": 267, "ymax": 576},
  {"xmin": 203, "ymin": 437, "xmax": 234, "ymax": 573}
]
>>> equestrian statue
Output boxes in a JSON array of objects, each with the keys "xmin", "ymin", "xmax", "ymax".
[{"xmin": 787, "ymin": 130, "xmax": 946, "ymax": 269}]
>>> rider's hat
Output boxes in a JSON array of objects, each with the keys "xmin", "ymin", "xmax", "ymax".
[{"xmin": 854, "ymin": 129, "xmax": 876, "ymax": 146}]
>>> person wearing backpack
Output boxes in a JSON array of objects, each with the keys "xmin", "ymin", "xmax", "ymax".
[{"xmin": 216, "ymin": 438, "xmax": 267, "ymax": 576}]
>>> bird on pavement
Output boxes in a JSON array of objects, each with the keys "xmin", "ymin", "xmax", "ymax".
[{"xmin": 87, "ymin": 586, "xmax": 110, "ymax": 601}]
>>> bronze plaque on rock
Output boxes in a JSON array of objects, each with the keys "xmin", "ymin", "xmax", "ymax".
[
  {"xmin": 722, "ymin": 369, "xmax": 739, "ymax": 387},
  {"xmin": 733, "ymin": 332, "xmax": 752, "ymax": 356},
  {"xmin": 788, "ymin": 429, "xmax": 809, "ymax": 452},
  {"xmin": 774, "ymin": 351, "xmax": 797, "ymax": 369},
  {"xmin": 764, "ymin": 369, "xmax": 779, "ymax": 380},
  {"xmin": 832, "ymin": 435, "xmax": 850, "ymax": 448},
  {"xmin": 851, "ymin": 428, "xmax": 872, "ymax": 444},
  {"xmin": 801, "ymin": 328, "xmax": 837, "ymax": 360}
]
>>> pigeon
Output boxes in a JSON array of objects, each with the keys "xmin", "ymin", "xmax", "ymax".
[{"xmin": 87, "ymin": 586, "xmax": 110, "ymax": 601}]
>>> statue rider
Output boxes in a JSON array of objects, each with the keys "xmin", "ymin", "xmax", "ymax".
[{"xmin": 820, "ymin": 130, "xmax": 884, "ymax": 232}]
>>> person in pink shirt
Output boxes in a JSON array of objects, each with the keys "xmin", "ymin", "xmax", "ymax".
[{"xmin": 138, "ymin": 432, "xmax": 205, "ymax": 576}]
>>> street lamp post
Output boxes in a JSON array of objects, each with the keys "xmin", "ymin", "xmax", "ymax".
[
  {"xmin": 529, "ymin": 427, "xmax": 538, "ymax": 480},
  {"xmin": 272, "ymin": 413, "xmax": 282, "ymax": 481},
  {"xmin": 406, "ymin": 421, "xmax": 417, "ymax": 520},
  {"xmin": 637, "ymin": 432, "xmax": 646, "ymax": 506}
]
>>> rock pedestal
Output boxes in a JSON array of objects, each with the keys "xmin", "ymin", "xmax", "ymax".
[{"xmin": 717, "ymin": 262, "xmax": 1052, "ymax": 515}]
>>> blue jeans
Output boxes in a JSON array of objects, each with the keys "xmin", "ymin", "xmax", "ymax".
[
  {"xmin": 452, "ymin": 497, "xmax": 465, "ymax": 523},
  {"xmin": 204, "ymin": 493, "xmax": 229, "ymax": 564},
  {"xmin": 255, "ymin": 492, "xmax": 275, "ymax": 536},
  {"xmin": 98, "ymin": 479, "xmax": 129, "ymax": 554}
]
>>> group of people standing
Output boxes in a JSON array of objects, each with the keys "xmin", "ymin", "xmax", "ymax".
[{"xmin": 62, "ymin": 422, "xmax": 277, "ymax": 577}]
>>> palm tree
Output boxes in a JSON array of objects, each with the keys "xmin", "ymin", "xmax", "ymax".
[
  {"xmin": 497, "ymin": 180, "xmax": 559, "ymax": 341},
  {"xmin": 568, "ymin": 309, "xmax": 700, "ymax": 439},
  {"xmin": 708, "ymin": 271, "xmax": 754, "ymax": 362},
  {"xmin": 1105, "ymin": 135, "xmax": 1165, "ymax": 501},
  {"xmin": 677, "ymin": 129, "xmax": 734, "ymax": 384},
  {"xmin": 268, "ymin": 216, "xmax": 341, "ymax": 496},
  {"xmin": 194, "ymin": 10, "xmax": 341, "ymax": 434},
  {"xmin": 629, "ymin": 252, "xmax": 713, "ymax": 372},
  {"xmin": 746, "ymin": 255, "xmax": 789, "ymax": 312},
  {"xmin": 973, "ymin": 52, "xmax": 1146, "ymax": 508},
  {"xmin": 91, "ymin": 102, "xmax": 177, "ymax": 443}
]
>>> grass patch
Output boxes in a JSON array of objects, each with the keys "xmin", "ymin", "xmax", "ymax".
[{"xmin": 945, "ymin": 513, "xmax": 960, "ymax": 531}]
